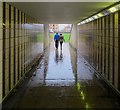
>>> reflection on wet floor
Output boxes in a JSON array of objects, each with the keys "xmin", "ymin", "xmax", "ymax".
[
  {"xmin": 3, "ymin": 42, "xmax": 120, "ymax": 109},
  {"xmin": 45, "ymin": 43, "xmax": 75, "ymax": 86}
]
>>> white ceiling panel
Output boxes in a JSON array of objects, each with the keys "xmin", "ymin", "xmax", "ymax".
[{"xmin": 8, "ymin": 2, "xmax": 115, "ymax": 24}]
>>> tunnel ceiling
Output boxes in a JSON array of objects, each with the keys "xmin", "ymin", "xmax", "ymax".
[{"xmin": 9, "ymin": 2, "xmax": 115, "ymax": 24}]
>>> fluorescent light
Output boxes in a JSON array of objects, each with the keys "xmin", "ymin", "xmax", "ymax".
[
  {"xmin": 83, "ymin": 21, "xmax": 86, "ymax": 24},
  {"xmin": 86, "ymin": 19, "xmax": 89, "ymax": 22},
  {"xmin": 78, "ymin": 3, "xmax": 119, "ymax": 25},
  {"xmin": 88, "ymin": 17, "xmax": 93, "ymax": 21},
  {"xmin": 103, "ymin": 10, "xmax": 110, "ymax": 16},
  {"xmin": 93, "ymin": 15, "xmax": 98, "ymax": 19},
  {"xmin": 97, "ymin": 13, "xmax": 103, "ymax": 17},
  {"xmin": 80, "ymin": 22, "xmax": 84, "ymax": 24},
  {"xmin": 109, "ymin": 7, "xmax": 117, "ymax": 12},
  {"xmin": 80, "ymin": 21, "xmax": 86, "ymax": 24}
]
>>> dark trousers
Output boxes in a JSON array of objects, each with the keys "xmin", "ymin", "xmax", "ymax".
[
  {"xmin": 60, "ymin": 41, "xmax": 63, "ymax": 49},
  {"xmin": 55, "ymin": 40, "xmax": 59, "ymax": 49}
]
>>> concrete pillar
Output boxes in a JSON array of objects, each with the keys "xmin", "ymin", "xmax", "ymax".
[
  {"xmin": 0, "ymin": 2, "xmax": 2, "ymax": 109},
  {"xmin": 70, "ymin": 24, "xmax": 78, "ymax": 50},
  {"xmin": 44, "ymin": 24, "xmax": 50, "ymax": 50}
]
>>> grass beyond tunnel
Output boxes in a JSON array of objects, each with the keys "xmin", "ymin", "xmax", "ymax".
[{"xmin": 50, "ymin": 33, "xmax": 70, "ymax": 42}]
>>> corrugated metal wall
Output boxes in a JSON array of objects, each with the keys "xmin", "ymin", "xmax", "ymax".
[
  {"xmin": 2, "ymin": 2, "xmax": 44, "ymax": 100},
  {"xmin": 0, "ymin": 1, "xmax": 3, "ymax": 104},
  {"xmin": 78, "ymin": 10, "xmax": 120, "ymax": 91}
]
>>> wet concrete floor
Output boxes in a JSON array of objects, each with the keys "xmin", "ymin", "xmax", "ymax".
[{"xmin": 2, "ymin": 42, "xmax": 120, "ymax": 109}]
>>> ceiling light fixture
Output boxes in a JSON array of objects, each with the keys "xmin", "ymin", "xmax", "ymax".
[
  {"xmin": 78, "ymin": 3, "xmax": 119, "ymax": 25},
  {"xmin": 97, "ymin": 13, "xmax": 103, "ymax": 17},
  {"xmin": 109, "ymin": 7, "xmax": 117, "ymax": 12}
]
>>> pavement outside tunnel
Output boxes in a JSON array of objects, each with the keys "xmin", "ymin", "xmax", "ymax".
[{"xmin": 2, "ymin": 41, "xmax": 120, "ymax": 109}]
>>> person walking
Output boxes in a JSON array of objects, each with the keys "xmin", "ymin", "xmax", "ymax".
[
  {"xmin": 59, "ymin": 33, "xmax": 65, "ymax": 50},
  {"xmin": 54, "ymin": 33, "xmax": 60, "ymax": 49}
]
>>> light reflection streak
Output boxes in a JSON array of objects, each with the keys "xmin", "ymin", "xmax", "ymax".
[{"xmin": 76, "ymin": 82, "xmax": 91, "ymax": 109}]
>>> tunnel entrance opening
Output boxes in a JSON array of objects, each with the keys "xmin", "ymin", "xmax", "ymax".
[{"xmin": 49, "ymin": 24, "xmax": 72, "ymax": 42}]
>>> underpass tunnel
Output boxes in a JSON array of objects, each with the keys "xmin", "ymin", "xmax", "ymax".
[{"xmin": 0, "ymin": 1, "xmax": 120, "ymax": 109}]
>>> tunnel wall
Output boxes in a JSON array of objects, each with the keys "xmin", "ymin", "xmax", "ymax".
[
  {"xmin": 0, "ymin": 1, "xmax": 3, "ymax": 106},
  {"xmin": 78, "ymin": 9, "xmax": 120, "ymax": 92},
  {"xmin": 70, "ymin": 24, "xmax": 78, "ymax": 50},
  {"xmin": 1, "ymin": 2, "xmax": 45, "ymax": 101},
  {"xmin": 44, "ymin": 24, "xmax": 50, "ymax": 49}
]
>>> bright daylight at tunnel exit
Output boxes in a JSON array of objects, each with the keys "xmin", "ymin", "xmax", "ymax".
[{"xmin": 1, "ymin": 1, "xmax": 120, "ymax": 110}]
